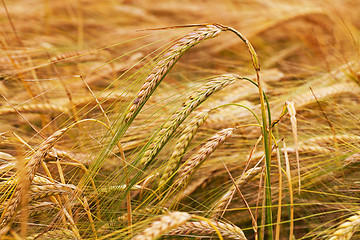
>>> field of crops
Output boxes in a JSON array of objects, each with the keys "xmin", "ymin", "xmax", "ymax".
[{"xmin": 0, "ymin": 0, "xmax": 359, "ymax": 239}]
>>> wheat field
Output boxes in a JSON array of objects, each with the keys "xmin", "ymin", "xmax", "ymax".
[{"xmin": 0, "ymin": 0, "xmax": 360, "ymax": 239}]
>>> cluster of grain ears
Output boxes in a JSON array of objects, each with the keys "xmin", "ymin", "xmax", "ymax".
[
  {"xmin": 0, "ymin": 127, "xmax": 68, "ymax": 226},
  {"xmin": 158, "ymin": 110, "xmax": 209, "ymax": 188},
  {"xmin": 141, "ymin": 74, "xmax": 240, "ymax": 165}
]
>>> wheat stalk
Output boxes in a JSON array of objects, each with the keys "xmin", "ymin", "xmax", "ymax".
[
  {"xmin": 133, "ymin": 211, "xmax": 191, "ymax": 240},
  {"xmin": 158, "ymin": 110, "xmax": 209, "ymax": 189},
  {"xmin": 140, "ymin": 74, "xmax": 239, "ymax": 165},
  {"xmin": 168, "ymin": 220, "xmax": 247, "ymax": 240},
  {"xmin": 0, "ymin": 127, "xmax": 68, "ymax": 226},
  {"xmin": 174, "ymin": 127, "xmax": 236, "ymax": 189},
  {"xmin": 211, "ymin": 167, "xmax": 262, "ymax": 218},
  {"xmin": 328, "ymin": 211, "xmax": 360, "ymax": 240},
  {"xmin": 124, "ymin": 24, "xmax": 223, "ymax": 124}
]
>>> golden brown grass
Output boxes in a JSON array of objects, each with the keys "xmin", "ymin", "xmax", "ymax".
[{"xmin": 0, "ymin": 0, "xmax": 360, "ymax": 239}]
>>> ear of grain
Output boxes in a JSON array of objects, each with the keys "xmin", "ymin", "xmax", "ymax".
[
  {"xmin": 210, "ymin": 167, "xmax": 262, "ymax": 218},
  {"xmin": 28, "ymin": 202, "xmax": 57, "ymax": 217},
  {"xmin": 0, "ymin": 103, "xmax": 69, "ymax": 116},
  {"xmin": 133, "ymin": 211, "xmax": 191, "ymax": 240},
  {"xmin": 0, "ymin": 127, "xmax": 68, "ymax": 227},
  {"xmin": 292, "ymin": 82, "xmax": 360, "ymax": 108},
  {"xmin": 0, "ymin": 152, "xmax": 15, "ymax": 161},
  {"xmin": 328, "ymin": 211, "xmax": 360, "ymax": 240},
  {"xmin": 344, "ymin": 152, "xmax": 360, "ymax": 167},
  {"xmin": 174, "ymin": 127, "xmax": 236, "ymax": 190},
  {"xmin": 168, "ymin": 220, "xmax": 247, "ymax": 240},
  {"xmin": 140, "ymin": 74, "xmax": 240, "ymax": 165},
  {"xmin": 284, "ymin": 144, "xmax": 332, "ymax": 155},
  {"xmin": 97, "ymin": 184, "xmax": 142, "ymax": 194},
  {"xmin": 124, "ymin": 24, "xmax": 223, "ymax": 124},
  {"xmin": 29, "ymin": 182, "xmax": 75, "ymax": 201},
  {"xmin": 158, "ymin": 110, "xmax": 209, "ymax": 189},
  {"xmin": 50, "ymin": 48, "xmax": 108, "ymax": 63},
  {"xmin": 306, "ymin": 134, "xmax": 360, "ymax": 146}
]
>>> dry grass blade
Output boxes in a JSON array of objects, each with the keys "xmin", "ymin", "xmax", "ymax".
[
  {"xmin": 168, "ymin": 219, "xmax": 247, "ymax": 240},
  {"xmin": 283, "ymin": 140, "xmax": 294, "ymax": 240},
  {"xmin": 141, "ymin": 74, "xmax": 239, "ymax": 165},
  {"xmin": 174, "ymin": 127, "xmax": 236, "ymax": 189},
  {"xmin": 158, "ymin": 110, "xmax": 209, "ymax": 189},
  {"xmin": 328, "ymin": 211, "xmax": 360, "ymax": 240},
  {"xmin": 286, "ymin": 101, "xmax": 300, "ymax": 193},
  {"xmin": 124, "ymin": 24, "xmax": 222, "ymax": 123},
  {"xmin": 210, "ymin": 166, "xmax": 262, "ymax": 218},
  {"xmin": 0, "ymin": 127, "xmax": 68, "ymax": 227},
  {"xmin": 133, "ymin": 211, "xmax": 191, "ymax": 240}
]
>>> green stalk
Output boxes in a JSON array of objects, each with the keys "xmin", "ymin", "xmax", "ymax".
[
  {"xmin": 223, "ymin": 25, "xmax": 273, "ymax": 239},
  {"xmin": 256, "ymin": 71, "xmax": 273, "ymax": 239}
]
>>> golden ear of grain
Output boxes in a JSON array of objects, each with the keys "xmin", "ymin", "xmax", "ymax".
[
  {"xmin": 140, "ymin": 74, "xmax": 239, "ymax": 166},
  {"xmin": 168, "ymin": 220, "xmax": 247, "ymax": 240},
  {"xmin": 133, "ymin": 211, "xmax": 191, "ymax": 240},
  {"xmin": 158, "ymin": 110, "xmax": 209, "ymax": 189},
  {"xmin": 173, "ymin": 127, "xmax": 236, "ymax": 190},
  {"xmin": 328, "ymin": 211, "xmax": 360, "ymax": 240},
  {"xmin": 0, "ymin": 103, "xmax": 69, "ymax": 116},
  {"xmin": 284, "ymin": 144, "xmax": 331, "ymax": 154},
  {"xmin": 124, "ymin": 24, "xmax": 223, "ymax": 124},
  {"xmin": 28, "ymin": 202, "xmax": 57, "ymax": 217},
  {"xmin": 210, "ymin": 167, "xmax": 262, "ymax": 218},
  {"xmin": 344, "ymin": 152, "xmax": 360, "ymax": 167},
  {"xmin": 306, "ymin": 134, "xmax": 360, "ymax": 146},
  {"xmin": 29, "ymin": 182, "xmax": 75, "ymax": 201},
  {"xmin": 292, "ymin": 82, "xmax": 360, "ymax": 108},
  {"xmin": 50, "ymin": 48, "xmax": 108, "ymax": 63},
  {"xmin": 0, "ymin": 152, "xmax": 15, "ymax": 161},
  {"xmin": 0, "ymin": 127, "xmax": 68, "ymax": 227}
]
